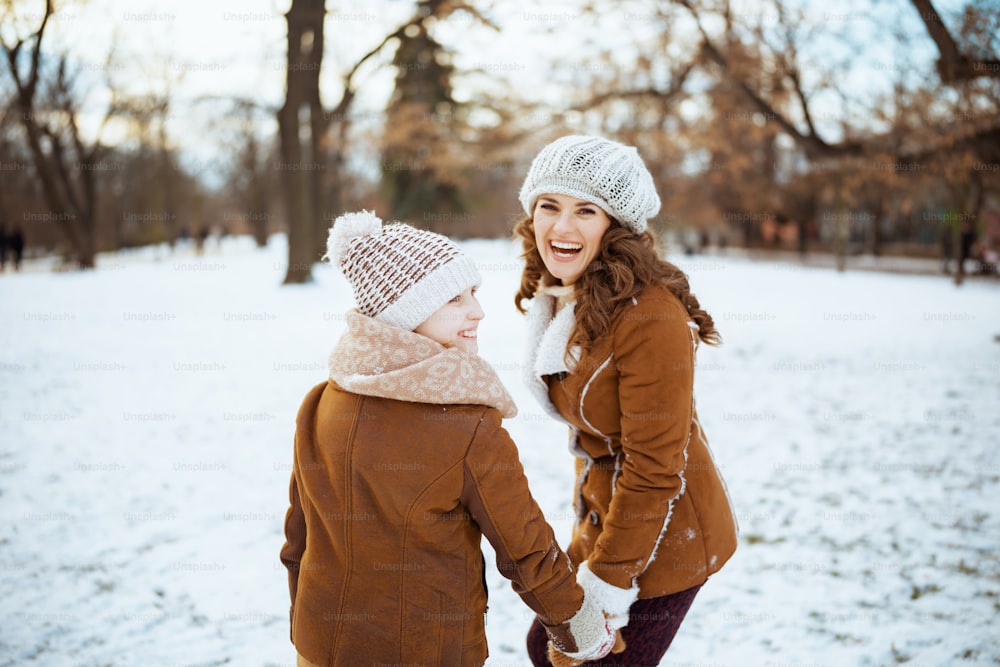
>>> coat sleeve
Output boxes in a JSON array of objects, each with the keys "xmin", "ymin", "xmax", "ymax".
[
  {"xmin": 587, "ymin": 296, "xmax": 696, "ymax": 590},
  {"xmin": 279, "ymin": 460, "xmax": 306, "ymax": 638},
  {"xmin": 459, "ymin": 408, "xmax": 585, "ymax": 630},
  {"xmin": 279, "ymin": 381, "xmax": 326, "ymax": 641}
]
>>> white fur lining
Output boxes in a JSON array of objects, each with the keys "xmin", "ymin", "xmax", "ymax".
[
  {"xmin": 578, "ymin": 354, "xmax": 615, "ymax": 458},
  {"xmin": 638, "ymin": 320, "xmax": 709, "ymax": 573},
  {"xmin": 533, "ymin": 298, "xmax": 580, "ymax": 377},
  {"xmin": 577, "ymin": 561, "xmax": 639, "ymax": 617},
  {"xmin": 642, "ymin": 440, "xmax": 688, "ymax": 576},
  {"xmin": 523, "ymin": 295, "xmax": 577, "ymax": 426},
  {"xmin": 566, "ymin": 426, "xmax": 588, "ymax": 460}
]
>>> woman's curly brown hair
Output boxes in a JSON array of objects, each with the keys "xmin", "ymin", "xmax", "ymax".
[{"xmin": 513, "ymin": 215, "xmax": 721, "ymax": 352}]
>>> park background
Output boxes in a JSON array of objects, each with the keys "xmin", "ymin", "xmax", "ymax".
[{"xmin": 1, "ymin": 0, "xmax": 999, "ymax": 665}]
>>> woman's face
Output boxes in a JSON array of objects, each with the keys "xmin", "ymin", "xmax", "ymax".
[
  {"xmin": 532, "ymin": 193, "xmax": 611, "ymax": 285},
  {"xmin": 414, "ymin": 287, "xmax": 484, "ymax": 354}
]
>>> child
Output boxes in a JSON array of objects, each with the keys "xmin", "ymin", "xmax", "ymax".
[{"xmin": 279, "ymin": 211, "xmax": 615, "ymax": 667}]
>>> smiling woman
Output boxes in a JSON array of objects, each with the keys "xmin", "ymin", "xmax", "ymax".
[{"xmin": 513, "ymin": 135, "xmax": 736, "ymax": 667}]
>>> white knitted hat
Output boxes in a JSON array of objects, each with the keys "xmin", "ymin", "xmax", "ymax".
[
  {"xmin": 324, "ymin": 210, "xmax": 481, "ymax": 331},
  {"xmin": 519, "ymin": 135, "xmax": 661, "ymax": 234}
]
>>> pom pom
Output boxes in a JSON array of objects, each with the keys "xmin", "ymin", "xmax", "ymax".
[{"xmin": 324, "ymin": 210, "xmax": 382, "ymax": 264}]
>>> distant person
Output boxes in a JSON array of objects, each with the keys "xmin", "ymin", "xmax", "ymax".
[
  {"xmin": 0, "ymin": 224, "xmax": 8, "ymax": 271},
  {"xmin": 279, "ymin": 211, "xmax": 616, "ymax": 667},
  {"xmin": 195, "ymin": 225, "xmax": 209, "ymax": 255},
  {"xmin": 955, "ymin": 219, "xmax": 977, "ymax": 284},
  {"xmin": 513, "ymin": 135, "xmax": 738, "ymax": 665},
  {"xmin": 940, "ymin": 220, "xmax": 954, "ymax": 274},
  {"xmin": 960, "ymin": 219, "xmax": 976, "ymax": 265},
  {"xmin": 797, "ymin": 218, "xmax": 808, "ymax": 258},
  {"xmin": 7, "ymin": 227, "xmax": 24, "ymax": 271}
]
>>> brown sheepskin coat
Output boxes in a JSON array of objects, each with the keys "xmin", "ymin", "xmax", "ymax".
[
  {"xmin": 524, "ymin": 284, "xmax": 738, "ymax": 598},
  {"xmin": 281, "ymin": 312, "xmax": 587, "ymax": 666}
]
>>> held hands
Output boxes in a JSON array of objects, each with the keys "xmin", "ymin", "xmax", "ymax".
[
  {"xmin": 576, "ymin": 561, "xmax": 639, "ymax": 632},
  {"xmin": 544, "ymin": 592, "xmax": 617, "ymax": 664},
  {"xmin": 548, "ymin": 621, "xmax": 625, "ymax": 667},
  {"xmin": 545, "ymin": 561, "xmax": 639, "ymax": 665},
  {"xmin": 547, "ymin": 561, "xmax": 639, "ymax": 663}
]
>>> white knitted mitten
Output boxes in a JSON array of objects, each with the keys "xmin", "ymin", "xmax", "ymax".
[{"xmin": 576, "ymin": 561, "xmax": 640, "ymax": 631}]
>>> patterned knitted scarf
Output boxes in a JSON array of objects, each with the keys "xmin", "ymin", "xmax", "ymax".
[{"xmin": 328, "ymin": 310, "xmax": 517, "ymax": 418}]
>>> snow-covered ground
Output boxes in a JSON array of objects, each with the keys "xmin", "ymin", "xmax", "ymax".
[{"xmin": 1, "ymin": 235, "xmax": 998, "ymax": 667}]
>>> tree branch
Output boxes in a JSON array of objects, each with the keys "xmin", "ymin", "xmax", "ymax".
[
  {"xmin": 440, "ymin": 2, "xmax": 500, "ymax": 31},
  {"xmin": 26, "ymin": 0, "xmax": 53, "ymax": 97},
  {"xmin": 773, "ymin": 2, "xmax": 820, "ymax": 141},
  {"xmin": 329, "ymin": 14, "xmax": 431, "ymax": 119},
  {"xmin": 677, "ymin": 0, "xmax": 866, "ymax": 159},
  {"xmin": 2, "ymin": 0, "xmax": 52, "ymax": 106},
  {"xmin": 574, "ymin": 59, "xmax": 696, "ymax": 112},
  {"xmin": 910, "ymin": 0, "xmax": 1000, "ymax": 82}
]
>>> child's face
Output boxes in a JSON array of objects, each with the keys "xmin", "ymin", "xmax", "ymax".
[{"xmin": 414, "ymin": 287, "xmax": 484, "ymax": 354}]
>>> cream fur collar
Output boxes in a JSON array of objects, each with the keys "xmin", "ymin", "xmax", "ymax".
[
  {"xmin": 523, "ymin": 291, "xmax": 580, "ymax": 424},
  {"xmin": 329, "ymin": 310, "xmax": 517, "ymax": 418}
]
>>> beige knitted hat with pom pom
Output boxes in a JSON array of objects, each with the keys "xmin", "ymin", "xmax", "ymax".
[{"xmin": 324, "ymin": 210, "xmax": 481, "ymax": 331}]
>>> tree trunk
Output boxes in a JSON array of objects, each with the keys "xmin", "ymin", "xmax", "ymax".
[
  {"xmin": 279, "ymin": 0, "xmax": 326, "ymax": 284},
  {"xmin": 868, "ymin": 197, "xmax": 884, "ymax": 258},
  {"xmin": 249, "ymin": 173, "xmax": 270, "ymax": 248},
  {"xmin": 953, "ymin": 173, "xmax": 985, "ymax": 286},
  {"xmin": 833, "ymin": 194, "xmax": 848, "ymax": 272},
  {"xmin": 308, "ymin": 18, "xmax": 328, "ymax": 258}
]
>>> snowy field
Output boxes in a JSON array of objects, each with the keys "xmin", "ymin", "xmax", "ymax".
[{"xmin": 1, "ymin": 234, "xmax": 998, "ymax": 667}]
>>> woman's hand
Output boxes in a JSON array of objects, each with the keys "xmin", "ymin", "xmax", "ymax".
[
  {"xmin": 544, "ymin": 591, "xmax": 617, "ymax": 663},
  {"xmin": 576, "ymin": 561, "xmax": 639, "ymax": 631}
]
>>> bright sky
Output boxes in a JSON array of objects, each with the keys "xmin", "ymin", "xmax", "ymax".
[{"xmin": 2, "ymin": 0, "xmax": 960, "ymax": 183}]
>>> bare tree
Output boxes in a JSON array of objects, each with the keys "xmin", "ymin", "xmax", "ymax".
[
  {"xmin": 380, "ymin": 0, "xmax": 467, "ymax": 231},
  {"xmin": 277, "ymin": 2, "xmax": 483, "ymax": 282},
  {"xmin": 220, "ymin": 98, "xmax": 276, "ymax": 248},
  {"xmin": 1, "ymin": 0, "xmax": 114, "ymax": 268},
  {"xmin": 671, "ymin": 0, "xmax": 999, "ymax": 161},
  {"xmin": 656, "ymin": 0, "xmax": 1000, "ymax": 267}
]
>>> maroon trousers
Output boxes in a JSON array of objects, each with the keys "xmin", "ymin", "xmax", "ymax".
[{"xmin": 526, "ymin": 583, "xmax": 704, "ymax": 667}]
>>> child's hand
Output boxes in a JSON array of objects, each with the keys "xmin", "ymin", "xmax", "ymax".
[{"xmin": 548, "ymin": 628, "xmax": 626, "ymax": 666}]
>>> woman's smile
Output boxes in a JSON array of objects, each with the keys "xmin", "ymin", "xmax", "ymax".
[{"xmin": 533, "ymin": 194, "xmax": 611, "ymax": 285}]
